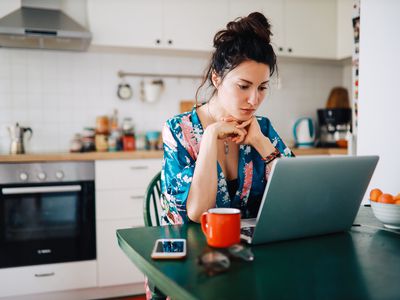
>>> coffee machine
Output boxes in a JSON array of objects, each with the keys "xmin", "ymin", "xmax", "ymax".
[{"xmin": 317, "ymin": 108, "xmax": 352, "ymax": 148}]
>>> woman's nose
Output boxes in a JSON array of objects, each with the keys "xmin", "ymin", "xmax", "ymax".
[{"xmin": 247, "ymin": 90, "xmax": 259, "ymax": 106}]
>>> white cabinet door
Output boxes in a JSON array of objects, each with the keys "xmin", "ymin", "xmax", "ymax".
[
  {"xmin": 87, "ymin": 0, "xmax": 163, "ymax": 48},
  {"xmin": 97, "ymin": 219, "xmax": 144, "ymax": 287},
  {"xmin": 284, "ymin": 0, "xmax": 336, "ymax": 59},
  {"xmin": 163, "ymin": 0, "xmax": 229, "ymax": 51},
  {"xmin": 228, "ymin": 0, "xmax": 285, "ymax": 55}
]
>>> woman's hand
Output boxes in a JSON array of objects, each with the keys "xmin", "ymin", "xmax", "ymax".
[
  {"xmin": 207, "ymin": 120, "xmax": 247, "ymax": 143},
  {"xmin": 221, "ymin": 116, "xmax": 262, "ymax": 146},
  {"xmin": 222, "ymin": 116, "xmax": 276, "ymax": 156}
]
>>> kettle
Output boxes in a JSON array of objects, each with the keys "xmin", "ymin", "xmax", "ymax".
[
  {"xmin": 293, "ymin": 118, "xmax": 315, "ymax": 148},
  {"xmin": 7, "ymin": 123, "xmax": 33, "ymax": 154}
]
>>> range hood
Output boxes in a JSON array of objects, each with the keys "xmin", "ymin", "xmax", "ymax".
[{"xmin": 0, "ymin": 6, "xmax": 92, "ymax": 51}]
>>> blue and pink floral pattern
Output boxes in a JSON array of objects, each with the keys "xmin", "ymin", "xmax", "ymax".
[{"xmin": 160, "ymin": 107, "xmax": 293, "ymax": 225}]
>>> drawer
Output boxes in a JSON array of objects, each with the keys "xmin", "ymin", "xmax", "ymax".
[
  {"xmin": 95, "ymin": 159, "xmax": 161, "ymax": 190},
  {"xmin": 96, "ymin": 189, "xmax": 145, "ymax": 220},
  {"xmin": 0, "ymin": 261, "xmax": 97, "ymax": 298}
]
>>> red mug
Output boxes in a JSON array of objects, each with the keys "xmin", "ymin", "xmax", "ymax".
[{"xmin": 201, "ymin": 208, "xmax": 241, "ymax": 248}]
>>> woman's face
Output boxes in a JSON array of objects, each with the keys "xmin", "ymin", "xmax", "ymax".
[{"xmin": 213, "ymin": 60, "xmax": 270, "ymax": 121}]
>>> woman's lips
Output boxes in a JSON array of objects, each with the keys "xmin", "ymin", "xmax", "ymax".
[{"xmin": 240, "ymin": 108, "xmax": 255, "ymax": 114}]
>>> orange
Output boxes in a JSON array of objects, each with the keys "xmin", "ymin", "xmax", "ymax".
[
  {"xmin": 370, "ymin": 188, "xmax": 383, "ymax": 202},
  {"xmin": 394, "ymin": 193, "xmax": 400, "ymax": 201},
  {"xmin": 378, "ymin": 193, "xmax": 395, "ymax": 204},
  {"xmin": 395, "ymin": 200, "xmax": 400, "ymax": 205}
]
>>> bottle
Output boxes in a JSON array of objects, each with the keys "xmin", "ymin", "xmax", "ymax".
[{"xmin": 110, "ymin": 109, "xmax": 119, "ymax": 131}]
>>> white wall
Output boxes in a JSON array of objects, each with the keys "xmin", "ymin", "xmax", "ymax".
[
  {"xmin": 357, "ymin": 0, "xmax": 400, "ymax": 196},
  {"xmin": 0, "ymin": 48, "xmax": 345, "ymax": 153}
]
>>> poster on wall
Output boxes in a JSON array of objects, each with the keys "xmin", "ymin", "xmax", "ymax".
[{"xmin": 352, "ymin": 0, "xmax": 360, "ymax": 136}]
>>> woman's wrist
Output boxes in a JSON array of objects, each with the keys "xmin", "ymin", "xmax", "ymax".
[{"xmin": 253, "ymin": 135, "xmax": 276, "ymax": 158}]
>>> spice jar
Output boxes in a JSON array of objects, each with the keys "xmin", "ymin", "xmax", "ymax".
[{"xmin": 96, "ymin": 116, "xmax": 109, "ymax": 134}]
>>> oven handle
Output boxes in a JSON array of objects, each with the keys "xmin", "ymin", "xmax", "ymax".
[{"xmin": 2, "ymin": 185, "xmax": 82, "ymax": 195}]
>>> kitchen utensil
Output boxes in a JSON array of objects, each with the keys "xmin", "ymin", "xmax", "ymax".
[
  {"xmin": 7, "ymin": 123, "xmax": 33, "ymax": 154},
  {"xmin": 180, "ymin": 100, "xmax": 196, "ymax": 113},
  {"xmin": 141, "ymin": 79, "xmax": 164, "ymax": 103},
  {"xmin": 293, "ymin": 117, "xmax": 315, "ymax": 148}
]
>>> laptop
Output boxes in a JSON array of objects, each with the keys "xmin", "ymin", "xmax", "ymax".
[{"xmin": 240, "ymin": 155, "xmax": 379, "ymax": 244}]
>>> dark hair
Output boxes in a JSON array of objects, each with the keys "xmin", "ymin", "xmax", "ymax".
[{"xmin": 196, "ymin": 12, "xmax": 277, "ymax": 103}]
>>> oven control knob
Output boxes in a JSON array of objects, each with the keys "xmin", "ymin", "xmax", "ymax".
[
  {"xmin": 37, "ymin": 172, "xmax": 47, "ymax": 181},
  {"xmin": 19, "ymin": 172, "xmax": 28, "ymax": 181},
  {"xmin": 55, "ymin": 171, "xmax": 64, "ymax": 180}
]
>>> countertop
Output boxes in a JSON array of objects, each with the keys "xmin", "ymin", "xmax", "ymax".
[
  {"xmin": 0, "ymin": 150, "xmax": 164, "ymax": 163},
  {"xmin": 0, "ymin": 148, "xmax": 347, "ymax": 163},
  {"xmin": 291, "ymin": 147, "xmax": 347, "ymax": 156}
]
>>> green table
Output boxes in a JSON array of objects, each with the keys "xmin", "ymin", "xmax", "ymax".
[{"xmin": 117, "ymin": 208, "xmax": 400, "ymax": 300}]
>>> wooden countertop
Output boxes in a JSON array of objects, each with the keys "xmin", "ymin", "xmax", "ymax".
[
  {"xmin": 0, "ymin": 150, "xmax": 164, "ymax": 163},
  {"xmin": 291, "ymin": 147, "xmax": 348, "ymax": 156}
]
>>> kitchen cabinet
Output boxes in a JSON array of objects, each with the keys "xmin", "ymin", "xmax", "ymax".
[
  {"xmin": 0, "ymin": 0, "xmax": 19, "ymax": 18},
  {"xmin": 95, "ymin": 159, "xmax": 161, "ymax": 287},
  {"xmin": 87, "ymin": 0, "xmax": 228, "ymax": 51},
  {"xmin": 284, "ymin": 0, "xmax": 337, "ymax": 59},
  {"xmin": 228, "ymin": 0, "xmax": 284, "ymax": 56},
  {"xmin": 0, "ymin": 261, "xmax": 97, "ymax": 298},
  {"xmin": 87, "ymin": 0, "xmax": 164, "ymax": 49}
]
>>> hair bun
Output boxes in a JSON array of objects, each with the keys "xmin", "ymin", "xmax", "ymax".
[{"xmin": 227, "ymin": 12, "xmax": 272, "ymax": 44}]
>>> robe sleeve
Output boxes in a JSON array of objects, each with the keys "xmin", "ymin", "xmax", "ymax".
[{"xmin": 160, "ymin": 121, "xmax": 195, "ymax": 225}]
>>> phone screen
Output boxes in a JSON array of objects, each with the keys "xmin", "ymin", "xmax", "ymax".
[{"xmin": 155, "ymin": 240, "xmax": 185, "ymax": 253}]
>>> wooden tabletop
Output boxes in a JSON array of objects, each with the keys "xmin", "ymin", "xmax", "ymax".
[
  {"xmin": 117, "ymin": 207, "xmax": 400, "ymax": 300},
  {"xmin": 0, "ymin": 150, "xmax": 164, "ymax": 163}
]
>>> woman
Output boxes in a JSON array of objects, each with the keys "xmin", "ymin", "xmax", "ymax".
[{"xmin": 161, "ymin": 12, "xmax": 294, "ymax": 225}]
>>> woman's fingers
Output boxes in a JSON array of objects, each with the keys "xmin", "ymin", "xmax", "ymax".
[{"xmin": 236, "ymin": 117, "xmax": 253, "ymax": 129}]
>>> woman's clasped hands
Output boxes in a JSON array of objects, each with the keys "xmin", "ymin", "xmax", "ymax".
[{"xmin": 219, "ymin": 116, "xmax": 264, "ymax": 147}]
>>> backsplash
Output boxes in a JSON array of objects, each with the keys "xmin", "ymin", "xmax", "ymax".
[{"xmin": 0, "ymin": 48, "xmax": 349, "ymax": 153}]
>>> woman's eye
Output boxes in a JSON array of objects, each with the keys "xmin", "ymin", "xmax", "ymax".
[
  {"xmin": 259, "ymin": 86, "xmax": 268, "ymax": 91},
  {"xmin": 238, "ymin": 85, "xmax": 249, "ymax": 90}
]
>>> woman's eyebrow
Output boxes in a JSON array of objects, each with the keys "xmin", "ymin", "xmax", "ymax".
[{"xmin": 239, "ymin": 79, "xmax": 269, "ymax": 84}]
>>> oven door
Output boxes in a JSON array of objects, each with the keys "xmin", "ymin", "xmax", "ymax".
[{"xmin": 0, "ymin": 181, "xmax": 96, "ymax": 268}]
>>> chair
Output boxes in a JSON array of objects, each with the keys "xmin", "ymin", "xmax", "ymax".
[{"xmin": 143, "ymin": 171, "xmax": 162, "ymax": 227}]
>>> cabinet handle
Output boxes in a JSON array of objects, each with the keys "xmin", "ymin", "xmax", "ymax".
[
  {"xmin": 129, "ymin": 166, "xmax": 149, "ymax": 170},
  {"xmin": 278, "ymin": 47, "xmax": 283, "ymax": 52},
  {"xmin": 35, "ymin": 272, "xmax": 55, "ymax": 277},
  {"xmin": 155, "ymin": 39, "xmax": 161, "ymax": 45},
  {"xmin": 288, "ymin": 48, "xmax": 293, "ymax": 53},
  {"xmin": 167, "ymin": 39, "xmax": 173, "ymax": 45},
  {"xmin": 130, "ymin": 195, "xmax": 143, "ymax": 200}
]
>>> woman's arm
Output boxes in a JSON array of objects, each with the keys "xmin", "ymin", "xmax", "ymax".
[
  {"xmin": 186, "ymin": 126, "xmax": 219, "ymax": 222},
  {"xmin": 186, "ymin": 122, "xmax": 247, "ymax": 222}
]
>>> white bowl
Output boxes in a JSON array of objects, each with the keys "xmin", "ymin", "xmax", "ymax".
[{"xmin": 370, "ymin": 201, "xmax": 400, "ymax": 229}]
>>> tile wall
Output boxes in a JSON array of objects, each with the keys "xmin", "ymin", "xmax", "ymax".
[{"xmin": 0, "ymin": 48, "xmax": 350, "ymax": 153}]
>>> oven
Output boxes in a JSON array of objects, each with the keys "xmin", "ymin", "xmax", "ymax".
[{"xmin": 0, "ymin": 162, "xmax": 96, "ymax": 269}]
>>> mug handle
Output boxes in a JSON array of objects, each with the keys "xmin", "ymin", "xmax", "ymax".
[{"xmin": 200, "ymin": 212, "xmax": 208, "ymax": 235}]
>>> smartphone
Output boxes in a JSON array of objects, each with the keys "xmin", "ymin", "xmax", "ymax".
[{"xmin": 151, "ymin": 238, "xmax": 187, "ymax": 259}]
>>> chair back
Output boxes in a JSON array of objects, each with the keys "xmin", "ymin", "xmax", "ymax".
[{"xmin": 143, "ymin": 171, "xmax": 162, "ymax": 226}]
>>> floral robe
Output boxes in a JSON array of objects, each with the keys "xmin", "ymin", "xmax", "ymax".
[{"xmin": 160, "ymin": 107, "xmax": 294, "ymax": 225}]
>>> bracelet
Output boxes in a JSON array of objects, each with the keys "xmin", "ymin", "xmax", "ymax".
[{"xmin": 261, "ymin": 148, "xmax": 281, "ymax": 164}]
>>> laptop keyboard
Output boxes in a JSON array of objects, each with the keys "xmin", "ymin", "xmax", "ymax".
[{"xmin": 240, "ymin": 226, "xmax": 255, "ymax": 238}]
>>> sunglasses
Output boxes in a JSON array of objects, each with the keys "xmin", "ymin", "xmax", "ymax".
[{"xmin": 197, "ymin": 244, "xmax": 254, "ymax": 276}]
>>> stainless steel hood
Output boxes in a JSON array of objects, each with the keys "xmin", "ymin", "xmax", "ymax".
[{"xmin": 0, "ymin": 7, "xmax": 92, "ymax": 51}]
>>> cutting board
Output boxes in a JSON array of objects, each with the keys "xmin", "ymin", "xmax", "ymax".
[{"xmin": 180, "ymin": 100, "xmax": 196, "ymax": 113}]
